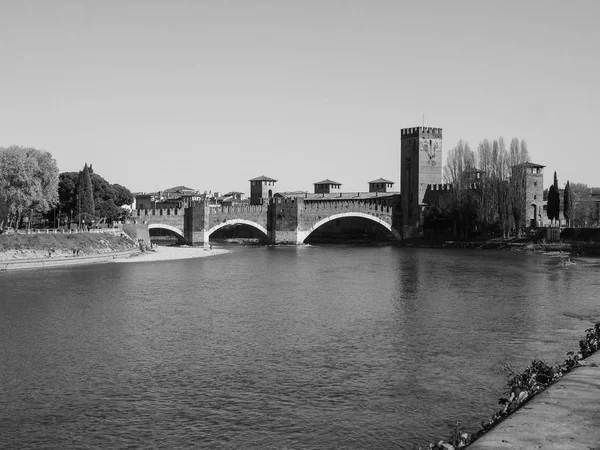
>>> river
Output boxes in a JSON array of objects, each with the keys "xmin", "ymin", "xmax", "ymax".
[{"xmin": 1, "ymin": 246, "xmax": 599, "ymax": 449}]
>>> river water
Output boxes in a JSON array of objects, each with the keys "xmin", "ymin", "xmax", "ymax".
[{"xmin": 1, "ymin": 246, "xmax": 599, "ymax": 449}]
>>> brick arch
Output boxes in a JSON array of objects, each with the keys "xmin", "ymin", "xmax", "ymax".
[
  {"xmin": 207, "ymin": 219, "xmax": 269, "ymax": 239},
  {"xmin": 298, "ymin": 212, "xmax": 401, "ymax": 244},
  {"xmin": 148, "ymin": 223, "xmax": 184, "ymax": 237}
]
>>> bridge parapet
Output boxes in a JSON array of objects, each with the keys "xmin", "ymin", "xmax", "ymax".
[{"xmin": 129, "ymin": 208, "xmax": 185, "ymax": 234}]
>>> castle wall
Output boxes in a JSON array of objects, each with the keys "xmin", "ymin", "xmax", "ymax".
[{"xmin": 130, "ymin": 208, "xmax": 185, "ymax": 230}]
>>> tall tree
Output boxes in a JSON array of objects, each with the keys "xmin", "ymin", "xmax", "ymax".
[
  {"xmin": 56, "ymin": 168, "xmax": 133, "ymax": 224},
  {"xmin": 510, "ymin": 164, "xmax": 527, "ymax": 235},
  {"xmin": 547, "ymin": 172, "xmax": 560, "ymax": 226},
  {"xmin": 563, "ymin": 181, "xmax": 572, "ymax": 227},
  {"xmin": 77, "ymin": 163, "xmax": 95, "ymax": 223},
  {"xmin": 569, "ymin": 182, "xmax": 592, "ymax": 227},
  {"xmin": 443, "ymin": 140, "xmax": 475, "ymax": 185}
]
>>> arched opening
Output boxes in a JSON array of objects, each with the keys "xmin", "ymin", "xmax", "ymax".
[
  {"xmin": 208, "ymin": 220, "xmax": 270, "ymax": 245},
  {"xmin": 303, "ymin": 214, "xmax": 398, "ymax": 244},
  {"xmin": 530, "ymin": 204, "xmax": 538, "ymax": 227},
  {"xmin": 148, "ymin": 224, "xmax": 185, "ymax": 246}
]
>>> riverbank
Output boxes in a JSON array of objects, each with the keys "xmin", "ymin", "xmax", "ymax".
[
  {"xmin": 428, "ymin": 321, "xmax": 600, "ymax": 449},
  {"xmin": 0, "ymin": 232, "xmax": 230, "ymax": 270},
  {"xmin": 113, "ymin": 245, "xmax": 230, "ymax": 263},
  {"xmin": 400, "ymin": 237, "xmax": 600, "ymax": 256},
  {"xmin": 0, "ymin": 232, "xmax": 136, "ymax": 261},
  {"xmin": 469, "ymin": 349, "xmax": 600, "ymax": 449}
]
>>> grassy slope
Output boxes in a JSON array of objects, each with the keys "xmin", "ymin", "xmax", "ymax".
[{"xmin": 0, "ymin": 233, "xmax": 137, "ymax": 260}]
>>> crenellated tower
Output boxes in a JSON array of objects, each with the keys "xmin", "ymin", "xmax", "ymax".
[{"xmin": 400, "ymin": 126, "xmax": 443, "ymax": 235}]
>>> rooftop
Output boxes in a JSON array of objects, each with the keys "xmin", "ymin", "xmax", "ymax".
[
  {"xmin": 249, "ymin": 175, "xmax": 277, "ymax": 182},
  {"xmin": 368, "ymin": 178, "xmax": 395, "ymax": 184},
  {"xmin": 313, "ymin": 179, "xmax": 342, "ymax": 185},
  {"xmin": 516, "ymin": 161, "xmax": 545, "ymax": 168},
  {"xmin": 163, "ymin": 185, "xmax": 196, "ymax": 193}
]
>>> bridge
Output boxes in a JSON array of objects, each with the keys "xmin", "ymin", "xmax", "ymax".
[{"xmin": 129, "ymin": 192, "xmax": 402, "ymax": 245}]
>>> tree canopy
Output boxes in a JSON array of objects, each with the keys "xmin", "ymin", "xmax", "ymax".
[
  {"xmin": 55, "ymin": 166, "xmax": 133, "ymax": 224},
  {"xmin": 436, "ymin": 137, "xmax": 532, "ymax": 238},
  {"xmin": 0, "ymin": 146, "xmax": 59, "ymax": 227},
  {"xmin": 547, "ymin": 172, "xmax": 560, "ymax": 225},
  {"xmin": 563, "ymin": 181, "xmax": 572, "ymax": 226}
]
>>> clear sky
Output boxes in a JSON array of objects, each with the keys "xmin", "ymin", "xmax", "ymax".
[{"xmin": 1, "ymin": 0, "xmax": 598, "ymax": 194}]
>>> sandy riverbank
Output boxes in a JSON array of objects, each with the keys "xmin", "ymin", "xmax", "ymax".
[
  {"xmin": 0, "ymin": 245, "xmax": 229, "ymax": 271},
  {"xmin": 115, "ymin": 245, "xmax": 230, "ymax": 263}
]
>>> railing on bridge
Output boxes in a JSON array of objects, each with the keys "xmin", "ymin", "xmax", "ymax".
[{"xmin": 11, "ymin": 228, "xmax": 123, "ymax": 235}]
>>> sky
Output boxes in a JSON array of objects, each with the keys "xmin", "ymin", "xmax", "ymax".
[{"xmin": 1, "ymin": 0, "xmax": 598, "ymax": 195}]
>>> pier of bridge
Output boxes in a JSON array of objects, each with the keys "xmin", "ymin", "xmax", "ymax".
[{"xmin": 130, "ymin": 192, "xmax": 402, "ymax": 245}]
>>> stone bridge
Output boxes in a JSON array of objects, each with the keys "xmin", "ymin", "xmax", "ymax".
[{"xmin": 131, "ymin": 193, "xmax": 402, "ymax": 245}]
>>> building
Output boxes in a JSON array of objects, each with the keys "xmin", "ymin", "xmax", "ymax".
[
  {"xmin": 368, "ymin": 178, "xmax": 395, "ymax": 193},
  {"xmin": 135, "ymin": 185, "xmax": 202, "ymax": 210},
  {"xmin": 250, "ymin": 175, "xmax": 277, "ymax": 205},
  {"xmin": 400, "ymin": 127, "xmax": 443, "ymax": 234},
  {"xmin": 516, "ymin": 162, "xmax": 545, "ymax": 227},
  {"xmin": 314, "ymin": 179, "xmax": 342, "ymax": 194}
]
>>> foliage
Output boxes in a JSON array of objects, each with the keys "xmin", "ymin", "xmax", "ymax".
[
  {"xmin": 568, "ymin": 182, "xmax": 596, "ymax": 227},
  {"xmin": 443, "ymin": 141, "xmax": 475, "ymax": 185},
  {"xmin": 0, "ymin": 232, "xmax": 135, "ymax": 254},
  {"xmin": 77, "ymin": 163, "xmax": 95, "ymax": 221},
  {"xmin": 55, "ymin": 167, "xmax": 133, "ymax": 224},
  {"xmin": 435, "ymin": 137, "xmax": 532, "ymax": 239},
  {"xmin": 563, "ymin": 181, "xmax": 572, "ymax": 225},
  {"xmin": 0, "ymin": 146, "xmax": 59, "ymax": 227},
  {"xmin": 547, "ymin": 171, "xmax": 560, "ymax": 224}
]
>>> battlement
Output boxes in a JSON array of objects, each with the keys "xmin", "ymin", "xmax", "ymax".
[
  {"xmin": 211, "ymin": 204, "xmax": 268, "ymax": 215},
  {"xmin": 427, "ymin": 184, "xmax": 453, "ymax": 191},
  {"xmin": 426, "ymin": 182, "xmax": 481, "ymax": 191},
  {"xmin": 401, "ymin": 126, "xmax": 443, "ymax": 138},
  {"xmin": 132, "ymin": 208, "xmax": 182, "ymax": 216}
]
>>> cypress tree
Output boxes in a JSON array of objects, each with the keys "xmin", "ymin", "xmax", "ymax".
[
  {"xmin": 563, "ymin": 181, "xmax": 572, "ymax": 227},
  {"xmin": 547, "ymin": 172, "xmax": 561, "ymax": 226},
  {"xmin": 77, "ymin": 163, "xmax": 95, "ymax": 223}
]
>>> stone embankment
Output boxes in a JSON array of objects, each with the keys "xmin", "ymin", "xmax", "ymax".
[
  {"xmin": 428, "ymin": 322, "xmax": 600, "ymax": 449},
  {"xmin": 0, "ymin": 231, "xmax": 138, "ymax": 270}
]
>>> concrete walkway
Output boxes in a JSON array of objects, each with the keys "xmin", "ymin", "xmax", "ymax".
[{"xmin": 470, "ymin": 351, "xmax": 600, "ymax": 449}]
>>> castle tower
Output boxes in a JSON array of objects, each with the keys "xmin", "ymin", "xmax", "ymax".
[
  {"xmin": 400, "ymin": 127, "xmax": 443, "ymax": 235},
  {"xmin": 250, "ymin": 175, "xmax": 277, "ymax": 205},
  {"xmin": 313, "ymin": 179, "xmax": 342, "ymax": 194},
  {"xmin": 515, "ymin": 162, "xmax": 545, "ymax": 227}
]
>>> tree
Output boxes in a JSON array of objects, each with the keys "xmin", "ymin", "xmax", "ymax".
[
  {"xmin": 510, "ymin": 164, "xmax": 527, "ymax": 235},
  {"xmin": 77, "ymin": 163, "xmax": 95, "ymax": 224},
  {"xmin": 0, "ymin": 146, "xmax": 59, "ymax": 227},
  {"xmin": 563, "ymin": 181, "xmax": 572, "ymax": 227},
  {"xmin": 56, "ymin": 167, "xmax": 133, "ymax": 224},
  {"xmin": 569, "ymin": 182, "xmax": 593, "ymax": 227},
  {"xmin": 547, "ymin": 172, "xmax": 560, "ymax": 226},
  {"xmin": 443, "ymin": 141, "xmax": 475, "ymax": 185}
]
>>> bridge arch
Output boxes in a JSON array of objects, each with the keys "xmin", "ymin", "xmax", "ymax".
[
  {"xmin": 207, "ymin": 219, "xmax": 269, "ymax": 241},
  {"xmin": 299, "ymin": 212, "xmax": 401, "ymax": 244},
  {"xmin": 148, "ymin": 223, "xmax": 184, "ymax": 238}
]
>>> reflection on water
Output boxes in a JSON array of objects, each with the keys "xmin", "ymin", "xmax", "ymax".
[{"xmin": 0, "ymin": 247, "xmax": 598, "ymax": 449}]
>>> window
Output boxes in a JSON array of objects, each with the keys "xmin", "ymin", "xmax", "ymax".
[
  {"xmin": 534, "ymin": 182, "xmax": 537, "ymax": 186},
  {"xmin": 534, "ymin": 195, "xmax": 537, "ymax": 200}
]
